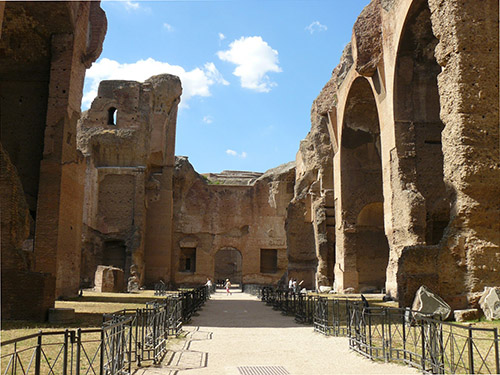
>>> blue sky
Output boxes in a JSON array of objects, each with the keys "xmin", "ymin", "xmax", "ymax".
[{"xmin": 83, "ymin": 0, "xmax": 370, "ymax": 174}]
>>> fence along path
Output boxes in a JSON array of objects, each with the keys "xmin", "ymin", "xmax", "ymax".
[{"xmin": 138, "ymin": 289, "xmax": 418, "ymax": 375}]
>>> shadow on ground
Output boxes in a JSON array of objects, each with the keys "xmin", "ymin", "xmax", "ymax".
[{"xmin": 187, "ymin": 293, "xmax": 300, "ymax": 328}]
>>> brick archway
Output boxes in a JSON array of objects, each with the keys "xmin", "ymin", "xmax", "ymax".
[
  {"xmin": 336, "ymin": 76, "xmax": 389, "ymax": 293},
  {"xmin": 214, "ymin": 247, "xmax": 243, "ymax": 286}
]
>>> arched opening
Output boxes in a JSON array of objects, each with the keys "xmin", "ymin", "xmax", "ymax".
[
  {"xmin": 394, "ymin": 0, "xmax": 450, "ymax": 245},
  {"xmin": 340, "ymin": 77, "xmax": 389, "ymax": 292},
  {"xmin": 214, "ymin": 247, "xmax": 242, "ymax": 287},
  {"xmin": 107, "ymin": 107, "xmax": 117, "ymax": 125}
]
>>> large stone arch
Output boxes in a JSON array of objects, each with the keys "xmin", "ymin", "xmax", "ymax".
[
  {"xmin": 393, "ymin": 0, "xmax": 450, "ymax": 245},
  {"xmin": 322, "ymin": 0, "xmax": 498, "ymax": 307},
  {"xmin": 335, "ymin": 76, "xmax": 389, "ymax": 293},
  {"xmin": 214, "ymin": 247, "xmax": 243, "ymax": 285},
  {"xmin": 384, "ymin": 0, "xmax": 452, "ymax": 302}
]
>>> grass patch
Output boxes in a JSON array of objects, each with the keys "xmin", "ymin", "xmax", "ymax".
[
  {"xmin": 1, "ymin": 290, "xmax": 186, "ymax": 374},
  {"xmin": 2, "ymin": 290, "xmax": 169, "ymax": 332}
]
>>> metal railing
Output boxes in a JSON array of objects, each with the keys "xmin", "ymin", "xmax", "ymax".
[
  {"xmin": 1, "ymin": 286, "xmax": 209, "ymax": 375},
  {"xmin": 261, "ymin": 287, "xmax": 500, "ymax": 374},
  {"xmin": 1, "ymin": 320, "xmax": 132, "ymax": 375}
]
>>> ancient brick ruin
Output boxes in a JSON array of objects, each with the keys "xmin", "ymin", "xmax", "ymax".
[
  {"xmin": 78, "ymin": 75, "xmax": 182, "ymax": 289},
  {"xmin": 311, "ymin": 0, "xmax": 499, "ymax": 308},
  {"xmin": 173, "ymin": 159, "xmax": 295, "ymax": 287},
  {"xmin": 1, "ymin": 2, "xmax": 107, "ymax": 320},
  {"xmin": 1, "ymin": 0, "xmax": 499, "ymax": 322}
]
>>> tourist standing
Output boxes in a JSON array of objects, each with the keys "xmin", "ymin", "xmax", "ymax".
[
  {"xmin": 225, "ymin": 279, "xmax": 232, "ymax": 295},
  {"xmin": 205, "ymin": 278, "xmax": 213, "ymax": 294}
]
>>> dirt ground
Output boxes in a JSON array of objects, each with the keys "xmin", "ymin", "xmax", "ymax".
[{"xmin": 137, "ymin": 290, "xmax": 419, "ymax": 375}]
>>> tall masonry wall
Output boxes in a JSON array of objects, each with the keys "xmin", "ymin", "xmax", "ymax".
[
  {"xmin": 312, "ymin": 0, "xmax": 500, "ymax": 308},
  {"xmin": 77, "ymin": 75, "xmax": 181, "ymax": 288},
  {"xmin": 173, "ymin": 158, "xmax": 295, "ymax": 288},
  {"xmin": 0, "ymin": 1, "xmax": 106, "ymax": 320}
]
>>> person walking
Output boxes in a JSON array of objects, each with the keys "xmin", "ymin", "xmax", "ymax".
[
  {"xmin": 205, "ymin": 278, "xmax": 213, "ymax": 294},
  {"xmin": 225, "ymin": 279, "xmax": 232, "ymax": 295}
]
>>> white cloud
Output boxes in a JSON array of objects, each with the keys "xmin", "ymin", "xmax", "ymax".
[
  {"xmin": 217, "ymin": 36, "xmax": 282, "ymax": 93},
  {"xmin": 124, "ymin": 1, "xmax": 140, "ymax": 11},
  {"xmin": 163, "ymin": 23, "xmax": 174, "ymax": 32},
  {"xmin": 305, "ymin": 21, "xmax": 327, "ymax": 34},
  {"xmin": 226, "ymin": 149, "xmax": 247, "ymax": 158},
  {"xmin": 83, "ymin": 58, "xmax": 228, "ymax": 109},
  {"xmin": 203, "ymin": 115, "xmax": 213, "ymax": 124},
  {"xmin": 218, "ymin": 33, "xmax": 226, "ymax": 41}
]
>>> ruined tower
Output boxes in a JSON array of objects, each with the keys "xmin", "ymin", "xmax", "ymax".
[{"xmin": 78, "ymin": 75, "xmax": 182, "ymax": 288}]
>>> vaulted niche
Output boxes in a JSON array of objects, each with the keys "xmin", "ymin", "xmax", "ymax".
[
  {"xmin": 394, "ymin": 0, "xmax": 450, "ymax": 245},
  {"xmin": 214, "ymin": 247, "xmax": 242, "ymax": 285},
  {"xmin": 340, "ymin": 77, "xmax": 389, "ymax": 292}
]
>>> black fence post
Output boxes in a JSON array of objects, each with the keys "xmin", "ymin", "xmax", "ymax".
[
  {"xmin": 63, "ymin": 330, "xmax": 68, "ymax": 375},
  {"xmin": 421, "ymin": 321, "xmax": 426, "ymax": 372},
  {"xmin": 468, "ymin": 326, "xmax": 475, "ymax": 374},
  {"xmin": 35, "ymin": 332, "xmax": 42, "ymax": 375},
  {"xmin": 494, "ymin": 328, "xmax": 499, "ymax": 375},
  {"xmin": 128, "ymin": 319, "xmax": 133, "ymax": 375},
  {"xmin": 76, "ymin": 329, "xmax": 82, "ymax": 375},
  {"xmin": 153, "ymin": 309, "xmax": 158, "ymax": 364}
]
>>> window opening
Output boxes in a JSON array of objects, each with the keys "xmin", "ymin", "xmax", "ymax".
[
  {"xmin": 107, "ymin": 107, "xmax": 117, "ymax": 125},
  {"xmin": 179, "ymin": 247, "xmax": 196, "ymax": 273},
  {"xmin": 260, "ymin": 249, "xmax": 278, "ymax": 274}
]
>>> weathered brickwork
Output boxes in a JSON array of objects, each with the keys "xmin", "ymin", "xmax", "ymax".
[
  {"xmin": 310, "ymin": 0, "xmax": 499, "ymax": 307},
  {"xmin": 0, "ymin": 2, "xmax": 106, "ymax": 320},
  {"xmin": 173, "ymin": 158, "xmax": 295, "ymax": 287},
  {"xmin": 78, "ymin": 75, "xmax": 182, "ymax": 288}
]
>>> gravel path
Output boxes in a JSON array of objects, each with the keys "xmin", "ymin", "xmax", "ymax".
[{"xmin": 138, "ymin": 290, "xmax": 419, "ymax": 375}]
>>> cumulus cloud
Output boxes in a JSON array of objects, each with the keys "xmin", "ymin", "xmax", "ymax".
[
  {"xmin": 83, "ymin": 58, "xmax": 229, "ymax": 109},
  {"xmin": 305, "ymin": 21, "xmax": 327, "ymax": 34},
  {"xmin": 226, "ymin": 149, "xmax": 247, "ymax": 158},
  {"xmin": 217, "ymin": 36, "xmax": 282, "ymax": 92},
  {"xmin": 203, "ymin": 115, "xmax": 213, "ymax": 124},
  {"xmin": 218, "ymin": 32, "xmax": 226, "ymax": 41},
  {"xmin": 163, "ymin": 23, "xmax": 174, "ymax": 32}
]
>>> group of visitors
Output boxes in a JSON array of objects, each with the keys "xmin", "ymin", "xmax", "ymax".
[
  {"xmin": 288, "ymin": 278, "xmax": 303, "ymax": 293},
  {"xmin": 205, "ymin": 277, "xmax": 232, "ymax": 295}
]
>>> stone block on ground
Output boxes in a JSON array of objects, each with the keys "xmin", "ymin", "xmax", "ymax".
[
  {"xmin": 454, "ymin": 309, "xmax": 480, "ymax": 322},
  {"xmin": 411, "ymin": 285, "xmax": 451, "ymax": 320},
  {"xmin": 48, "ymin": 308, "xmax": 75, "ymax": 324},
  {"xmin": 94, "ymin": 265, "xmax": 125, "ymax": 293},
  {"xmin": 479, "ymin": 287, "xmax": 500, "ymax": 320}
]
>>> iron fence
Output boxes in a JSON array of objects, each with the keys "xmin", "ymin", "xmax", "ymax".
[
  {"xmin": 177, "ymin": 286, "xmax": 209, "ymax": 322},
  {"xmin": 1, "ymin": 319, "xmax": 132, "ymax": 375},
  {"xmin": 261, "ymin": 287, "xmax": 500, "ymax": 374},
  {"xmin": 1, "ymin": 286, "xmax": 208, "ymax": 375},
  {"xmin": 295, "ymin": 294, "xmax": 315, "ymax": 325}
]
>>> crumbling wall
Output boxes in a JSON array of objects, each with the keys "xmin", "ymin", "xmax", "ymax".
[
  {"xmin": 172, "ymin": 157, "xmax": 294, "ymax": 287},
  {"xmin": 78, "ymin": 75, "xmax": 181, "ymax": 288},
  {"xmin": 323, "ymin": 0, "xmax": 499, "ymax": 306},
  {"xmin": 0, "ymin": 2, "xmax": 106, "ymax": 320}
]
